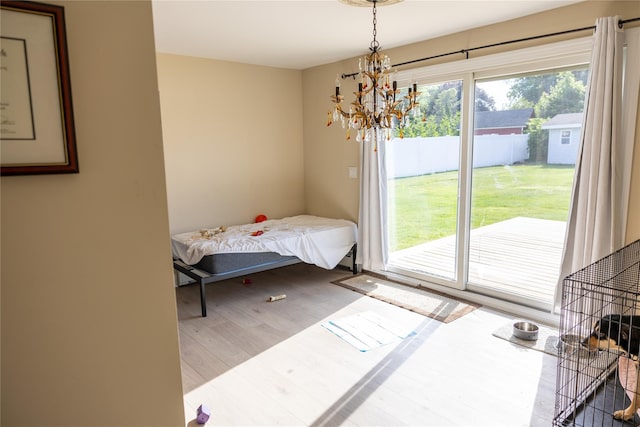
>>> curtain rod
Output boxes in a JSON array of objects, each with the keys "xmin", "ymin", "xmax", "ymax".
[{"xmin": 341, "ymin": 16, "xmax": 640, "ymax": 79}]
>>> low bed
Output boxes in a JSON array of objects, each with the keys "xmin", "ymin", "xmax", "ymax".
[{"xmin": 172, "ymin": 215, "xmax": 358, "ymax": 316}]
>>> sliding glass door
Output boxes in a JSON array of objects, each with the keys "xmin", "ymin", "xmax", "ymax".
[
  {"xmin": 384, "ymin": 40, "xmax": 591, "ymax": 311},
  {"xmin": 386, "ymin": 80, "xmax": 462, "ymax": 282}
]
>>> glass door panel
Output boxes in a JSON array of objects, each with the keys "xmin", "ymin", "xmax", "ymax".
[
  {"xmin": 386, "ymin": 80, "xmax": 462, "ymax": 281},
  {"xmin": 467, "ymin": 70, "xmax": 586, "ymax": 309}
]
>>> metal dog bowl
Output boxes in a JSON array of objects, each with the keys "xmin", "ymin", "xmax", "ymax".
[
  {"xmin": 513, "ymin": 321, "xmax": 539, "ymax": 341},
  {"xmin": 557, "ymin": 333, "xmax": 599, "ymax": 358}
]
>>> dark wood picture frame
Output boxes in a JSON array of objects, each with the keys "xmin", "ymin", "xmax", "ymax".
[{"xmin": 1, "ymin": 0, "xmax": 78, "ymax": 176}]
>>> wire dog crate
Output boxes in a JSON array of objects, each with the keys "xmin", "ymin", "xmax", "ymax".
[{"xmin": 554, "ymin": 239, "xmax": 640, "ymax": 426}]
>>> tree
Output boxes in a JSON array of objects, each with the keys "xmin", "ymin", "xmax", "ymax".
[
  {"xmin": 506, "ymin": 70, "xmax": 587, "ymax": 111},
  {"xmin": 474, "ymin": 87, "xmax": 495, "ymax": 111},
  {"xmin": 525, "ymin": 118, "xmax": 549, "ymax": 163},
  {"xmin": 507, "ymin": 74, "xmax": 558, "ymax": 106},
  {"xmin": 397, "ymin": 81, "xmax": 470, "ymax": 137},
  {"xmin": 535, "ymin": 71, "xmax": 586, "ymax": 118}
]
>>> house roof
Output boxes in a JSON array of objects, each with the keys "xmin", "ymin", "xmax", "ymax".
[
  {"xmin": 541, "ymin": 112, "xmax": 584, "ymax": 129},
  {"xmin": 474, "ymin": 108, "xmax": 534, "ymax": 130}
]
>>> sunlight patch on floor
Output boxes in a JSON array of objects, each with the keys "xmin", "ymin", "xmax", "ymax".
[{"xmin": 182, "ymin": 299, "xmax": 431, "ymax": 425}]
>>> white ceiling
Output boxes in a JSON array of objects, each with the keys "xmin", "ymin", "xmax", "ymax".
[{"xmin": 151, "ymin": 0, "xmax": 584, "ymax": 70}]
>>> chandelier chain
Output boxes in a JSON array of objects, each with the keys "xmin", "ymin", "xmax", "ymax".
[{"xmin": 370, "ymin": 1, "xmax": 379, "ymax": 51}]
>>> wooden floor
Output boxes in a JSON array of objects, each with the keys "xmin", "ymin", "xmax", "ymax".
[
  {"xmin": 388, "ymin": 217, "xmax": 566, "ymax": 307},
  {"xmin": 176, "ymin": 263, "xmax": 557, "ymax": 426}
]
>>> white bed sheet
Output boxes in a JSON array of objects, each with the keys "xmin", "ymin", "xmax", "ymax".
[{"xmin": 171, "ymin": 215, "xmax": 357, "ymax": 270}]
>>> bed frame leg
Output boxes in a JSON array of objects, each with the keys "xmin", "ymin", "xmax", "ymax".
[
  {"xmin": 352, "ymin": 244, "xmax": 358, "ymax": 274},
  {"xmin": 199, "ymin": 281, "xmax": 207, "ymax": 317}
]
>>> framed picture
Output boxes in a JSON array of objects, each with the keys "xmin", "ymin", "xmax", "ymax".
[{"xmin": 1, "ymin": 0, "xmax": 78, "ymax": 176}]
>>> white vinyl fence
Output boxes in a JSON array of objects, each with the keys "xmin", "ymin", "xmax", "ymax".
[{"xmin": 386, "ymin": 134, "xmax": 529, "ymax": 178}]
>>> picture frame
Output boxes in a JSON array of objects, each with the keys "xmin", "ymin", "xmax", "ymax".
[{"xmin": 1, "ymin": 0, "xmax": 78, "ymax": 176}]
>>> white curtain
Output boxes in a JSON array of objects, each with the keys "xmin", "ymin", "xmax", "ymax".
[
  {"xmin": 356, "ymin": 132, "xmax": 388, "ymax": 271},
  {"xmin": 620, "ymin": 27, "xmax": 640, "ymax": 233},
  {"xmin": 555, "ymin": 18, "xmax": 640, "ymax": 309}
]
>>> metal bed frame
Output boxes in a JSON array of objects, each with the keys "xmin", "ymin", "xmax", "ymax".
[{"xmin": 173, "ymin": 243, "xmax": 358, "ymax": 317}]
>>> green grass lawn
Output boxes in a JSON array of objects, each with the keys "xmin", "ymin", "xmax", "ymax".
[{"xmin": 387, "ymin": 164, "xmax": 575, "ymax": 251}]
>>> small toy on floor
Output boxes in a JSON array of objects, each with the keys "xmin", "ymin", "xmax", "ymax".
[{"xmin": 196, "ymin": 404, "xmax": 211, "ymax": 424}]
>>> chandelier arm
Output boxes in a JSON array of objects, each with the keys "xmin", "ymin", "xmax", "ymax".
[
  {"xmin": 358, "ymin": 85, "xmax": 375, "ymax": 96},
  {"xmin": 333, "ymin": 104, "xmax": 352, "ymax": 119}
]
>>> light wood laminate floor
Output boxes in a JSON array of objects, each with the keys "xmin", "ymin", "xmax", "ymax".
[{"xmin": 176, "ymin": 263, "xmax": 557, "ymax": 426}]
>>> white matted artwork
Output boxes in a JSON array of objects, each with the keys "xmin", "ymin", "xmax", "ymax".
[{"xmin": 0, "ymin": 1, "xmax": 78, "ymax": 175}]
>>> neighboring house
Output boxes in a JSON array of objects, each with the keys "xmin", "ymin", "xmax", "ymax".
[
  {"xmin": 542, "ymin": 112, "xmax": 583, "ymax": 164},
  {"xmin": 474, "ymin": 108, "xmax": 534, "ymax": 135}
]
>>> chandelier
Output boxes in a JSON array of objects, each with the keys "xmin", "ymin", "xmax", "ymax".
[{"xmin": 327, "ymin": 0, "xmax": 420, "ymax": 143}]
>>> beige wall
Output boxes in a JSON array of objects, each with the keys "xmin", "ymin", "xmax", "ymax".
[
  {"xmin": 1, "ymin": 1, "xmax": 184, "ymax": 425},
  {"xmin": 303, "ymin": 63, "xmax": 362, "ymax": 222},
  {"xmin": 302, "ymin": 0, "xmax": 640, "ymax": 242},
  {"xmin": 157, "ymin": 54, "xmax": 305, "ymax": 234}
]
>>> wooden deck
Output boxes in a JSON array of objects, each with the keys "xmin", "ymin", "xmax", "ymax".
[{"xmin": 388, "ymin": 217, "xmax": 566, "ymax": 307}]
